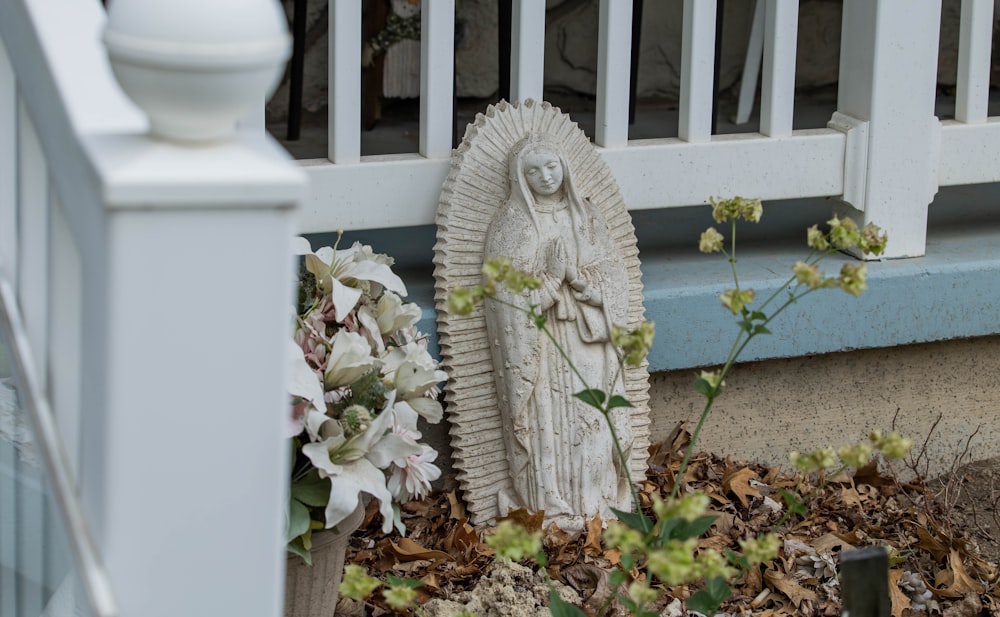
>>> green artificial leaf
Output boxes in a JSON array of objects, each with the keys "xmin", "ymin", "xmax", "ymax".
[
  {"xmin": 611, "ymin": 507, "xmax": 654, "ymax": 534},
  {"xmin": 574, "ymin": 389, "xmax": 607, "ymax": 408},
  {"xmin": 685, "ymin": 576, "xmax": 731, "ymax": 616},
  {"xmin": 291, "ymin": 471, "xmax": 331, "ymax": 507},
  {"xmin": 548, "ymin": 588, "xmax": 588, "ymax": 617},
  {"xmin": 693, "ymin": 377, "xmax": 713, "ymax": 397},
  {"xmin": 780, "ymin": 488, "xmax": 808, "ymax": 516},
  {"xmin": 606, "ymin": 395, "xmax": 633, "ymax": 409},
  {"xmin": 286, "ymin": 537, "xmax": 312, "ymax": 565},
  {"xmin": 287, "ymin": 497, "xmax": 312, "ymax": 544}
]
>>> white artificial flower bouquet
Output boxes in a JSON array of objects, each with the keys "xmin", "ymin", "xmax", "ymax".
[{"xmin": 287, "ymin": 237, "xmax": 445, "ymax": 563}]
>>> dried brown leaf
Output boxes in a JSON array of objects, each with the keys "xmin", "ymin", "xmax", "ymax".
[
  {"xmin": 584, "ymin": 515, "xmax": 604, "ymax": 556},
  {"xmin": 764, "ymin": 568, "xmax": 818, "ymax": 608},
  {"xmin": 497, "ymin": 507, "xmax": 545, "ymax": 532},
  {"xmin": 724, "ymin": 467, "xmax": 761, "ymax": 509},
  {"xmin": 390, "ymin": 538, "xmax": 453, "ymax": 565}
]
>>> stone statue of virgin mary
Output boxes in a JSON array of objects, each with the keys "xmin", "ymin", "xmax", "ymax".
[
  {"xmin": 434, "ymin": 99, "xmax": 650, "ymax": 529},
  {"xmin": 483, "ymin": 132, "xmax": 634, "ymax": 526}
]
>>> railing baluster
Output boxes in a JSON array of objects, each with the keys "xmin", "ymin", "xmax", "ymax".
[
  {"xmin": 761, "ymin": 0, "xmax": 798, "ymax": 137},
  {"xmin": 16, "ymin": 103, "xmax": 48, "ymax": 391},
  {"xmin": 510, "ymin": 0, "xmax": 545, "ymax": 102},
  {"xmin": 420, "ymin": 0, "xmax": 455, "ymax": 158},
  {"xmin": 48, "ymin": 193, "xmax": 82, "ymax": 475},
  {"xmin": 329, "ymin": 0, "xmax": 362, "ymax": 163},
  {"xmin": 0, "ymin": 44, "xmax": 16, "ymax": 291},
  {"xmin": 680, "ymin": 0, "xmax": 717, "ymax": 143},
  {"xmin": 595, "ymin": 0, "xmax": 633, "ymax": 148},
  {"xmin": 956, "ymin": 0, "xmax": 994, "ymax": 124}
]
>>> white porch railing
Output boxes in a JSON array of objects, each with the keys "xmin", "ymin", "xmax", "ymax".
[
  {"xmin": 299, "ymin": 0, "xmax": 1000, "ymax": 262},
  {"xmin": 0, "ymin": 1, "xmax": 304, "ymax": 616}
]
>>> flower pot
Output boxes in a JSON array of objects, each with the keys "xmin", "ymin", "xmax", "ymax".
[{"xmin": 284, "ymin": 504, "xmax": 364, "ymax": 617}]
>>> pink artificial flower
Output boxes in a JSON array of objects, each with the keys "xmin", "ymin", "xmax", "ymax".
[{"xmin": 388, "ymin": 445, "xmax": 440, "ymax": 502}]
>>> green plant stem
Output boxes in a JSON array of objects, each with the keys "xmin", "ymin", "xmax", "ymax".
[{"xmin": 671, "ymin": 282, "xmax": 827, "ymax": 499}]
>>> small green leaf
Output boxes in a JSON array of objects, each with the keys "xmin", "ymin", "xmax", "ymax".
[
  {"xmin": 685, "ymin": 576, "xmax": 731, "ymax": 616},
  {"xmin": 751, "ymin": 324, "xmax": 772, "ymax": 336},
  {"xmin": 548, "ymin": 589, "xmax": 588, "ymax": 616},
  {"xmin": 533, "ymin": 314, "xmax": 547, "ymax": 329},
  {"xmin": 670, "ymin": 515, "xmax": 718, "ymax": 541},
  {"xmin": 737, "ymin": 319, "xmax": 753, "ymax": 332},
  {"xmin": 606, "ymin": 395, "xmax": 634, "ymax": 409},
  {"xmin": 574, "ymin": 389, "xmax": 607, "ymax": 408},
  {"xmin": 611, "ymin": 507, "xmax": 654, "ymax": 533},
  {"xmin": 693, "ymin": 378, "xmax": 712, "ymax": 396},
  {"xmin": 750, "ymin": 310, "xmax": 767, "ymax": 321},
  {"xmin": 780, "ymin": 488, "xmax": 808, "ymax": 516},
  {"xmin": 287, "ymin": 497, "xmax": 312, "ymax": 544},
  {"xmin": 608, "ymin": 569, "xmax": 626, "ymax": 589},
  {"xmin": 386, "ymin": 574, "xmax": 423, "ymax": 589}
]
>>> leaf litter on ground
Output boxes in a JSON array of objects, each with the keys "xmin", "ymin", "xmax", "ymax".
[{"xmin": 343, "ymin": 429, "xmax": 1000, "ymax": 616}]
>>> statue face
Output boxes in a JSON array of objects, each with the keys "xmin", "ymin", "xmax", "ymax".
[{"xmin": 522, "ymin": 151, "xmax": 564, "ymax": 197}]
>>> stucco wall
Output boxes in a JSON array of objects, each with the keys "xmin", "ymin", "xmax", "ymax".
[
  {"xmin": 424, "ymin": 336, "xmax": 1000, "ymax": 484},
  {"xmin": 647, "ymin": 336, "xmax": 1000, "ymax": 479}
]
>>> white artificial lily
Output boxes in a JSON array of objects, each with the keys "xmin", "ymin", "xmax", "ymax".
[
  {"xmin": 301, "ymin": 399, "xmax": 420, "ymax": 532},
  {"xmin": 376, "ymin": 292, "xmax": 422, "ymax": 337},
  {"xmin": 287, "ymin": 340, "xmax": 327, "ymax": 437},
  {"xmin": 388, "ymin": 341, "xmax": 447, "ymax": 388},
  {"xmin": 324, "ymin": 331, "xmax": 379, "ymax": 389},
  {"xmin": 294, "ymin": 238, "xmax": 407, "ymax": 322}
]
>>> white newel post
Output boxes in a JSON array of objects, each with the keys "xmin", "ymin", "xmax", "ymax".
[
  {"xmin": 83, "ymin": 2, "xmax": 306, "ymax": 616},
  {"xmin": 833, "ymin": 0, "xmax": 942, "ymax": 259}
]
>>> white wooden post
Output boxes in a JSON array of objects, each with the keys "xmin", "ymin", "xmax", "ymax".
[
  {"xmin": 420, "ymin": 0, "xmax": 455, "ymax": 158},
  {"xmin": 82, "ymin": 135, "xmax": 305, "ymax": 617},
  {"xmin": 595, "ymin": 0, "xmax": 633, "ymax": 148},
  {"xmin": 510, "ymin": 0, "xmax": 545, "ymax": 102},
  {"xmin": 835, "ymin": 0, "xmax": 942, "ymax": 258},
  {"xmin": 679, "ymin": 0, "xmax": 717, "ymax": 143}
]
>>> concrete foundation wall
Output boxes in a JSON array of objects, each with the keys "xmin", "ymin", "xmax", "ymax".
[
  {"xmin": 424, "ymin": 335, "xmax": 1000, "ymax": 484},
  {"xmin": 647, "ymin": 335, "xmax": 1000, "ymax": 479}
]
